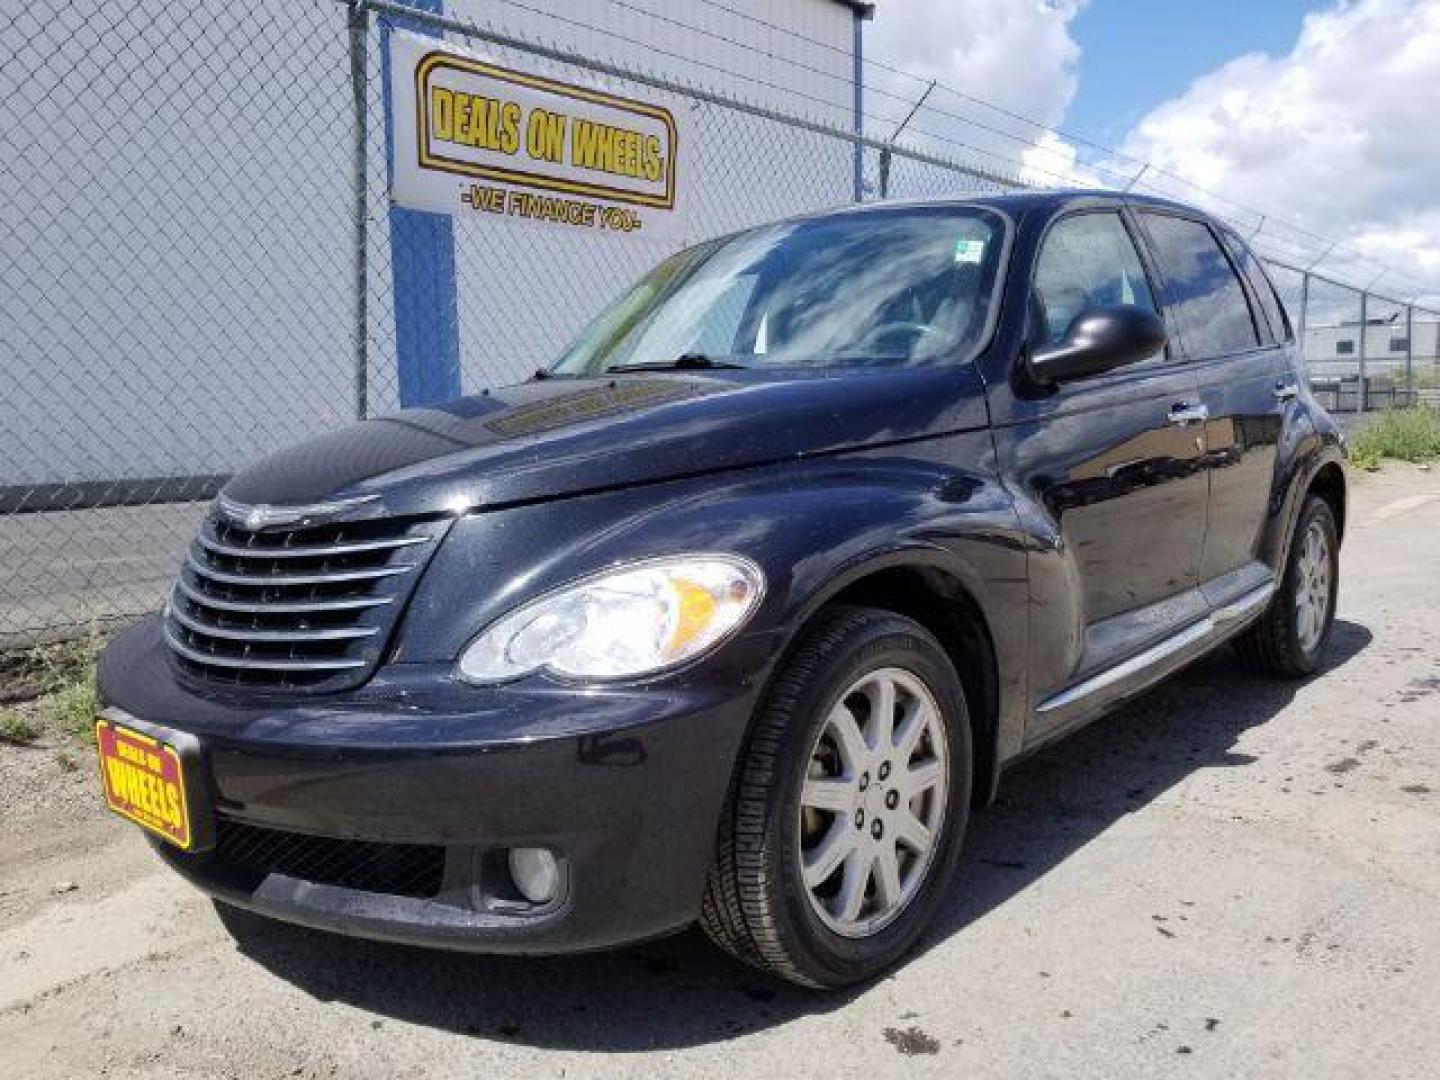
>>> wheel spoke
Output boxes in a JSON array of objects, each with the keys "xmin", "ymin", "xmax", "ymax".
[
  {"xmin": 893, "ymin": 701, "xmax": 927, "ymax": 762},
  {"xmin": 903, "ymin": 758, "xmax": 943, "ymax": 798},
  {"xmin": 835, "ymin": 848, "xmax": 873, "ymax": 923},
  {"xmin": 803, "ymin": 823, "xmax": 855, "ymax": 888},
  {"xmin": 893, "ymin": 809, "xmax": 933, "ymax": 854},
  {"xmin": 828, "ymin": 704, "xmax": 869, "ymax": 773},
  {"xmin": 874, "ymin": 842, "xmax": 903, "ymax": 908},
  {"xmin": 868, "ymin": 676, "xmax": 897, "ymax": 752},
  {"xmin": 801, "ymin": 777, "xmax": 854, "ymax": 813}
]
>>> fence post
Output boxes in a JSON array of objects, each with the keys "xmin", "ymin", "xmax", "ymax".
[
  {"xmin": 347, "ymin": 0, "xmax": 370, "ymax": 420},
  {"xmin": 1358, "ymin": 290, "xmax": 1368, "ymax": 413},
  {"xmin": 1297, "ymin": 271, "xmax": 1310, "ymax": 364},
  {"xmin": 1405, "ymin": 303, "xmax": 1414, "ymax": 396},
  {"xmin": 851, "ymin": 8, "xmax": 863, "ymax": 202}
]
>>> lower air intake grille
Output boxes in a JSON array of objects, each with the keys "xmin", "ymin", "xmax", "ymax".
[
  {"xmin": 213, "ymin": 817, "xmax": 446, "ymax": 899},
  {"xmin": 165, "ymin": 507, "xmax": 447, "ymax": 692}
]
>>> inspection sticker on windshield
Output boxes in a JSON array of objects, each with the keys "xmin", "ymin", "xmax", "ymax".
[
  {"xmin": 96, "ymin": 718, "xmax": 193, "ymax": 849},
  {"xmin": 388, "ymin": 30, "xmax": 688, "ymax": 238},
  {"xmin": 954, "ymin": 238, "xmax": 986, "ymax": 264}
]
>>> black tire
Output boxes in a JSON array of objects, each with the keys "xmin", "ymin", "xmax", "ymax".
[
  {"xmin": 700, "ymin": 606, "xmax": 973, "ymax": 988},
  {"xmin": 1234, "ymin": 495, "xmax": 1340, "ymax": 678}
]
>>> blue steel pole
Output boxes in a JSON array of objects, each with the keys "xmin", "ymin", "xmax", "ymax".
[{"xmin": 378, "ymin": 0, "xmax": 462, "ymax": 407}]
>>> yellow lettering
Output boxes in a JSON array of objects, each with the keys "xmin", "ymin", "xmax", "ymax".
[
  {"xmin": 430, "ymin": 86, "xmax": 454, "ymax": 140},
  {"xmin": 453, "ymin": 93, "xmax": 472, "ymax": 146},
  {"xmin": 105, "ymin": 757, "xmax": 128, "ymax": 796},
  {"xmin": 500, "ymin": 101, "xmax": 521, "ymax": 155},
  {"xmin": 570, "ymin": 119, "xmax": 657, "ymax": 180},
  {"xmin": 526, "ymin": 108, "xmax": 567, "ymax": 163}
]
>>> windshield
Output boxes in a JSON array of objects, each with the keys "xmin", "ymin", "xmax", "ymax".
[{"xmin": 553, "ymin": 206, "xmax": 1005, "ymax": 375}]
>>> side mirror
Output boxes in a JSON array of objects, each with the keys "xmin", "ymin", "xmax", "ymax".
[{"xmin": 1028, "ymin": 305, "xmax": 1167, "ymax": 384}]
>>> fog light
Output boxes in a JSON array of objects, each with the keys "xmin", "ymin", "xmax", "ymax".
[{"xmin": 508, "ymin": 847, "xmax": 559, "ymax": 905}]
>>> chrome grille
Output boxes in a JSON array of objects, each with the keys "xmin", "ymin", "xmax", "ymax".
[{"xmin": 164, "ymin": 509, "xmax": 447, "ymax": 691}]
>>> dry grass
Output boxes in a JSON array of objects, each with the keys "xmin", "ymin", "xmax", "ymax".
[
  {"xmin": 1349, "ymin": 407, "xmax": 1440, "ymax": 471},
  {"xmin": 0, "ymin": 631, "xmax": 105, "ymax": 747}
]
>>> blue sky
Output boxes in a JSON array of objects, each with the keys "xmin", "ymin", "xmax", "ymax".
[
  {"xmin": 1065, "ymin": 0, "xmax": 1317, "ymax": 143},
  {"xmin": 867, "ymin": 0, "xmax": 1440, "ymax": 294}
]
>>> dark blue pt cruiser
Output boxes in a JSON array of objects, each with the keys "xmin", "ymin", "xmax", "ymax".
[{"xmin": 97, "ymin": 191, "xmax": 1346, "ymax": 988}]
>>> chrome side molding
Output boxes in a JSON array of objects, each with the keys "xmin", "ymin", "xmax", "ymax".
[
  {"xmin": 1212, "ymin": 580, "xmax": 1277, "ymax": 624},
  {"xmin": 1037, "ymin": 579, "xmax": 1276, "ymax": 716}
]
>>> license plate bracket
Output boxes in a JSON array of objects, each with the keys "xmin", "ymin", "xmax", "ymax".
[{"xmin": 96, "ymin": 710, "xmax": 214, "ymax": 852}]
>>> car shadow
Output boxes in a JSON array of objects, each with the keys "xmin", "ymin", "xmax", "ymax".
[{"xmin": 215, "ymin": 619, "xmax": 1372, "ymax": 1052}]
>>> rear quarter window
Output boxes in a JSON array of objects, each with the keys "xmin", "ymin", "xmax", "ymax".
[{"xmin": 1220, "ymin": 229, "xmax": 1293, "ymax": 343}]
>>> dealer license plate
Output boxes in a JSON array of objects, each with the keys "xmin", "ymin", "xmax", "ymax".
[{"xmin": 96, "ymin": 718, "xmax": 193, "ymax": 850}]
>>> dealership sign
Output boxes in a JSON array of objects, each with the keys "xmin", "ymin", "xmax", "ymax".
[{"xmin": 389, "ymin": 31, "xmax": 686, "ymax": 238}]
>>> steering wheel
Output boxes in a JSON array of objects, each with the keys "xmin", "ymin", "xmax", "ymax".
[{"xmin": 855, "ymin": 321, "xmax": 937, "ymax": 354}]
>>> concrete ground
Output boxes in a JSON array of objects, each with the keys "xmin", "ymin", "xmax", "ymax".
[{"xmin": 1, "ymin": 464, "xmax": 1437, "ymax": 1080}]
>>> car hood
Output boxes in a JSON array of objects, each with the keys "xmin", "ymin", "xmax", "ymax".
[{"xmin": 220, "ymin": 368, "xmax": 989, "ymax": 516}]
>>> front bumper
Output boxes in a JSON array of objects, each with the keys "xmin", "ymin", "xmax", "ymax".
[{"xmin": 97, "ymin": 617, "xmax": 761, "ymax": 954}]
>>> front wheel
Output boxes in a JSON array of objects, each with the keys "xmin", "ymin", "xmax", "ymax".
[
  {"xmin": 1234, "ymin": 494, "xmax": 1340, "ymax": 677},
  {"xmin": 700, "ymin": 607, "xmax": 972, "ymax": 988}
]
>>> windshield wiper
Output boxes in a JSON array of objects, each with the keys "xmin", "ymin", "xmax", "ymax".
[{"xmin": 604, "ymin": 352, "xmax": 750, "ymax": 373}]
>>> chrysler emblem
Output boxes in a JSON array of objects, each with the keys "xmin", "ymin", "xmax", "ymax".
[{"xmin": 215, "ymin": 494, "xmax": 378, "ymax": 531}]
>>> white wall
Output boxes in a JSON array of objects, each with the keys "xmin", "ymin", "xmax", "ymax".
[
  {"xmin": 1304, "ymin": 320, "xmax": 1440, "ymax": 376},
  {"xmin": 2, "ymin": 0, "xmax": 355, "ymax": 487}
]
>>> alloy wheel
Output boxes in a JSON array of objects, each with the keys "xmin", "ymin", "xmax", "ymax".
[
  {"xmin": 1294, "ymin": 519, "xmax": 1333, "ymax": 653},
  {"xmin": 797, "ymin": 667, "xmax": 949, "ymax": 938}
]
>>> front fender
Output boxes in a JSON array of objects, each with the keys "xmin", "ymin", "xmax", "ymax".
[{"xmin": 393, "ymin": 443, "xmax": 1030, "ymax": 758}]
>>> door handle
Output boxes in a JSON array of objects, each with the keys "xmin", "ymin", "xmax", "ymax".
[
  {"xmin": 1273, "ymin": 381, "xmax": 1298, "ymax": 402},
  {"xmin": 1168, "ymin": 402, "xmax": 1209, "ymax": 425}
]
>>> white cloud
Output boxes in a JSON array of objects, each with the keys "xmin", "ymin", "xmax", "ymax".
[
  {"xmin": 1019, "ymin": 129, "xmax": 1107, "ymax": 189},
  {"xmin": 1118, "ymin": 0, "xmax": 1440, "ymax": 300},
  {"xmin": 864, "ymin": 1, "xmax": 1089, "ymax": 182},
  {"xmin": 867, "ymin": 0, "xmax": 1087, "ymax": 128}
]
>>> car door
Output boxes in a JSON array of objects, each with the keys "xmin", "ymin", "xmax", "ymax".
[
  {"xmin": 987, "ymin": 206, "xmax": 1209, "ymax": 741},
  {"xmin": 1134, "ymin": 211, "xmax": 1284, "ymax": 607}
]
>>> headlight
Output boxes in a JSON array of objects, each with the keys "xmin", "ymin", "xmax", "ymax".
[{"xmin": 457, "ymin": 554, "xmax": 765, "ymax": 684}]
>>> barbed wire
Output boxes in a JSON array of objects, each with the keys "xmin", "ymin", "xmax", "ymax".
[{"xmin": 490, "ymin": 0, "xmax": 1440, "ymax": 300}]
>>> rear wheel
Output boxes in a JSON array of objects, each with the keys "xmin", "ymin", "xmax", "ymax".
[
  {"xmin": 700, "ymin": 607, "xmax": 972, "ymax": 988},
  {"xmin": 1235, "ymin": 495, "xmax": 1339, "ymax": 677}
]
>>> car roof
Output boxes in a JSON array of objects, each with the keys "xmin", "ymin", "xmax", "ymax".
[
  {"xmin": 695, "ymin": 190, "xmax": 1224, "ymax": 256},
  {"xmin": 788, "ymin": 189, "xmax": 1208, "ymax": 224}
]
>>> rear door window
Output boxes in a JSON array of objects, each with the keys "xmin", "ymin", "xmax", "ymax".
[{"xmin": 1139, "ymin": 213, "xmax": 1261, "ymax": 358}]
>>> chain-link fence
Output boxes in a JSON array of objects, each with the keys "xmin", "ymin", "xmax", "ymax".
[
  {"xmin": 1, "ymin": 0, "xmax": 360, "ymax": 645},
  {"xmin": 3, "ymin": 0, "xmax": 1438, "ymax": 645}
]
